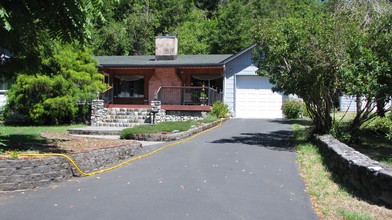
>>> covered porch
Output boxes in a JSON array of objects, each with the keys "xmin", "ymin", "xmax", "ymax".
[{"xmin": 100, "ymin": 65, "xmax": 224, "ymax": 109}]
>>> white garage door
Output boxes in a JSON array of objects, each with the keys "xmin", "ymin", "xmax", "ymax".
[{"xmin": 235, "ymin": 76, "xmax": 282, "ymax": 118}]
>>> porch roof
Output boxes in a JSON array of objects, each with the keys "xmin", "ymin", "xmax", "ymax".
[{"xmin": 95, "ymin": 54, "xmax": 232, "ymax": 67}]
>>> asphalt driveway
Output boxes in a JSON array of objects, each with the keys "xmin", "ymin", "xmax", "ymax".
[{"xmin": 0, "ymin": 119, "xmax": 317, "ymax": 220}]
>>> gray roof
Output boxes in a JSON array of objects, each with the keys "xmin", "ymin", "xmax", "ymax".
[{"xmin": 95, "ymin": 54, "xmax": 233, "ymax": 67}]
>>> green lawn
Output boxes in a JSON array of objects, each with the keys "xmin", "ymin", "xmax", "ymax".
[
  {"xmin": 119, "ymin": 119, "xmax": 216, "ymax": 139},
  {"xmin": 0, "ymin": 124, "xmax": 85, "ymax": 152}
]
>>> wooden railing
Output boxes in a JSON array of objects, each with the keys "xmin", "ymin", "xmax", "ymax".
[
  {"xmin": 102, "ymin": 86, "xmax": 113, "ymax": 104},
  {"xmin": 156, "ymin": 86, "xmax": 222, "ymax": 105}
]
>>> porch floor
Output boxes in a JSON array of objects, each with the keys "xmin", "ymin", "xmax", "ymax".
[{"xmin": 104, "ymin": 104, "xmax": 212, "ymax": 111}]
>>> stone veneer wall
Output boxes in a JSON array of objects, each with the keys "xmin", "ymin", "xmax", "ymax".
[
  {"xmin": 313, "ymin": 135, "xmax": 392, "ymax": 207},
  {"xmin": 91, "ymin": 99, "xmax": 207, "ymax": 127},
  {"xmin": 0, "ymin": 143, "xmax": 141, "ymax": 191}
]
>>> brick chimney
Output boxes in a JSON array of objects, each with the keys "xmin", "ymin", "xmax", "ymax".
[{"xmin": 155, "ymin": 36, "xmax": 178, "ymax": 61}]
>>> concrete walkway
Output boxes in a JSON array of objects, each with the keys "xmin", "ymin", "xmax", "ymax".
[{"xmin": 0, "ymin": 119, "xmax": 316, "ymax": 219}]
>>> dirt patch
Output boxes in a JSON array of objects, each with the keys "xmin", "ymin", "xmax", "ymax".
[{"xmin": 0, "ymin": 132, "xmax": 139, "ymax": 160}]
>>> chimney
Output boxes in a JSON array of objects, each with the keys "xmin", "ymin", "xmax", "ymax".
[{"xmin": 155, "ymin": 36, "xmax": 178, "ymax": 61}]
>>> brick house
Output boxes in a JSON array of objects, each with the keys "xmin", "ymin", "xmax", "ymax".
[{"xmin": 93, "ymin": 36, "xmax": 285, "ymax": 126}]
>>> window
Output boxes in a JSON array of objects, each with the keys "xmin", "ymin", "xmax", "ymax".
[{"xmin": 114, "ymin": 75, "xmax": 144, "ymax": 98}]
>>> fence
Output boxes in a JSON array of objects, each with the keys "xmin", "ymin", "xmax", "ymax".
[
  {"xmin": 156, "ymin": 86, "xmax": 221, "ymax": 105},
  {"xmin": 102, "ymin": 86, "xmax": 113, "ymax": 104}
]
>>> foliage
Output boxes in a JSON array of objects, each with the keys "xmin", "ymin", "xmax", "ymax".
[
  {"xmin": 90, "ymin": 0, "xmax": 261, "ymax": 55},
  {"xmin": 210, "ymin": 101, "xmax": 230, "ymax": 118},
  {"xmin": 256, "ymin": 0, "xmax": 392, "ymax": 134},
  {"xmin": 176, "ymin": 10, "xmax": 217, "ymax": 55},
  {"xmin": 91, "ymin": 0, "xmax": 157, "ymax": 56},
  {"xmin": 91, "ymin": 0, "xmax": 193, "ymax": 56},
  {"xmin": 368, "ymin": 116, "xmax": 392, "ymax": 140},
  {"xmin": 335, "ymin": 0, "xmax": 392, "ymax": 132},
  {"xmin": 330, "ymin": 122, "xmax": 353, "ymax": 144},
  {"xmin": 0, "ymin": 0, "xmax": 105, "ymax": 78},
  {"xmin": 281, "ymin": 99, "xmax": 303, "ymax": 119},
  {"xmin": 4, "ymin": 43, "xmax": 106, "ymax": 125},
  {"xmin": 211, "ymin": 0, "xmax": 254, "ymax": 54},
  {"xmin": 0, "ymin": 127, "xmax": 6, "ymax": 146},
  {"xmin": 202, "ymin": 114, "xmax": 218, "ymax": 123},
  {"xmin": 256, "ymin": 2, "xmax": 338, "ymax": 133}
]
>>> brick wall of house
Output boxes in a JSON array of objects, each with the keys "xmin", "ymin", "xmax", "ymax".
[{"xmin": 148, "ymin": 68, "xmax": 182, "ymax": 101}]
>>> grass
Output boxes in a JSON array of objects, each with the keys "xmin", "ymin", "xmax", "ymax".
[
  {"xmin": 354, "ymin": 130, "xmax": 392, "ymax": 166},
  {"xmin": 329, "ymin": 111, "xmax": 392, "ymax": 166},
  {"xmin": 0, "ymin": 124, "xmax": 85, "ymax": 152},
  {"xmin": 292, "ymin": 119, "xmax": 392, "ymax": 219},
  {"xmin": 119, "ymin": 119, "xmax": 217, "ymax": 139}
]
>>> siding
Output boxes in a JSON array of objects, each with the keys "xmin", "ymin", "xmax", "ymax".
[
  {"xmin": 339, "ymin": 96, "xmax": 392, "ymax": 112},
  {"xmin": 0, "ymin": 90, "xmax": 6, "ymax": 108},
  {"xmin": 224, "ymin": 48, "xmax": 257, "ymax": 115}
]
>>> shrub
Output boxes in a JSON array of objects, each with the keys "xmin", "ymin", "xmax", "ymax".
[
  {"xmin": 330, "ymin": 122, "xmax": 353, "ymax": 143},
  {"xmin": 210, "ymin": 101, "xmax": 230, "ymax": 118},
  {"xmin": 368, "ymin": 116, "xmax": 392, "ymax": 140},
  {"xmin": 203, "ymin": 114, "xmax": 218, "ymax": 123},
  {"xmin": 282, "ymin": 99, "xmax": 303, "ymax": 119}
]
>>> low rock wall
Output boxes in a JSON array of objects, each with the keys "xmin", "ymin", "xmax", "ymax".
[
  {"xmin": 0, "ymin": 143, "xmax": 141, "ymax": 191},
  {"xmin": 313, "ymin": 135, "xmax": 392, "ymax": 207}
]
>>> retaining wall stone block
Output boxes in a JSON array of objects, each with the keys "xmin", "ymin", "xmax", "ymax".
[
  {"xmin": 0, "ymin": 143, "xmax": 141, "ymax": 191},
  {"xmin": 313, "ymin": 134, "xmax": 392, "ymax": 207}
]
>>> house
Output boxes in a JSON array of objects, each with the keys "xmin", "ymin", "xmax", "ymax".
[
  {"xmin": 94, "ymin": 36, "xmax": 284, "ymax": 125},
  {"xmin": 0, "ymin": 79, "xmax": 12, "ymax": 109}
]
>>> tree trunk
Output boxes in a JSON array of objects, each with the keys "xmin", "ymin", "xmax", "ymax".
[
  {"xmin": 356, "ymin": 95, "xmax": 362, "ymax": 113},
  {"xmin": 376, "ymin": 97, "xmax": 386, "ymax": 117}
]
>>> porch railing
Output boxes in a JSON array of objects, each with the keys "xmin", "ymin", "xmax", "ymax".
[
  {"xmin": 102, "ymin": 86, "xmax": 113, "ymax": 104},
  {"xmin": 156, "ymin": 86, "xmax": 222, "ymax": 106}
]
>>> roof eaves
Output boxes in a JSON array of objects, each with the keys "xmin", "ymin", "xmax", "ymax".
[
  {"xmin": 99, "ymin": 63, "xmax": 225, "ymax": 68},
  {"xmin": 220, "ymin": 43, "xmax": 257, "ymax": 64}
]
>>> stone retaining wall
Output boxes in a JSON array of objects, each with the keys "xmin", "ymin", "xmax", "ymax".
[
  {"xmin": 0, "ymin": 143, "xmax": 141, "ymax": 191},
  {"xmin": 313, "ymin": 135, "xmax": 392, "ymax": 207},
  {"xmin": 125, "ymin": 120, "xmax": 222, "ymax": 142}
]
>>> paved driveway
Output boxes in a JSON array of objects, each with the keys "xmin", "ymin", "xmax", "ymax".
[{"xmin": 0, "ymin": 119, "xmax": 316, "ymax": 220}]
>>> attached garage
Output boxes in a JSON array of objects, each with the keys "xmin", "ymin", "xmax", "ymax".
[
  {"xmin": 235, "ymin": 76, "xmax": 283, "ymax": 118},
  {"xmin": 223, "ymin": 44, "xmax": 284, "ymax": 118}
]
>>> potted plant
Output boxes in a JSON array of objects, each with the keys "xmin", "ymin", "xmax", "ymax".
[{"xmin": 199, "ymin": 90, "xmax": 208, "ymax": 105}]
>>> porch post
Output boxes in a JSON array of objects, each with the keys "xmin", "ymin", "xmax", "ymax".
[{"xmin": 90, "ymin": 99, "xmax": 105, "ymax": 126}]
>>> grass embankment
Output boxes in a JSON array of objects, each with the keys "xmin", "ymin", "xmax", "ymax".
[
  {"xmin": 0, "ymin": 124, "xmax": 85, "ymax": 152},
  {"xmin": 292, "ymin": 119, "xmax": 392, "ymax": 219},
  {"xmin": 120, "ymin": 116, "xmax": 217, "ymax": 139}
]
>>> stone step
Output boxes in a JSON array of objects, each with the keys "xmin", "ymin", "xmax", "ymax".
[
  {"xmin": 93, "ymin": 122, "xmax": 147, "ymax": 127},
  {"xmin": 102, "ymin": 115, "xmax": 149, "ymax": 120},
  {"xmin": 100, "ymin": 119, "xmax": 145, "ymax": 123}
]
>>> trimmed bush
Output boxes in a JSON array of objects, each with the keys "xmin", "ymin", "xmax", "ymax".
[
  {"xmin": 210, "ymin": 101, "xmax": 230, "ymax": 118},
  {"xmin": 282, "ymin": 99, "xmax": 303, "ymax": 119}
]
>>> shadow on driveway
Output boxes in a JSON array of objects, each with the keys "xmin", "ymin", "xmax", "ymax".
[
  {"xmin": 211, "ymin": 130, "xmax": 294, "ymax": 152},
  {"xmin": 268, "ymin": 119, "xmax": 311, "ymax": 126}
]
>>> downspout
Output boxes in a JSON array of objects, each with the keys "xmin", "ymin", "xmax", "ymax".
[
  {"xmin": 223, "ymin": 64, "xmax": 226, "ymax": 103},
  {"xmin": 233, "ymin": 68, "xmax": 236, "ymax": 116}
]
